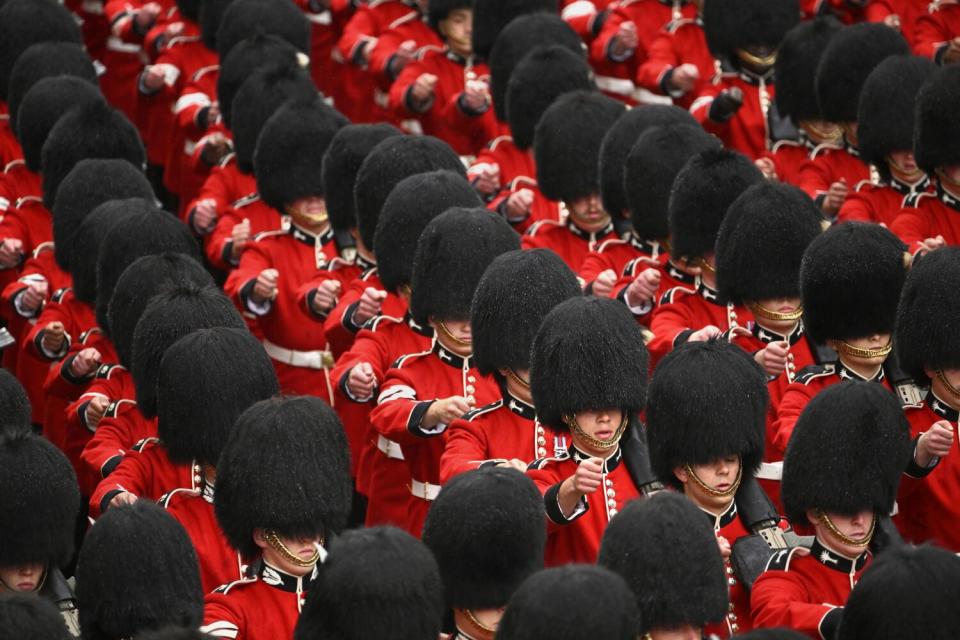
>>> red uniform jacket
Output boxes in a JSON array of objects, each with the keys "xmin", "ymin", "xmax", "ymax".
[
  {"xmin": 0, "ymin": 105, "xmax": 22, "ymax": 167},
  {"xmin": 764, "ymin": 138, "xmax": 814, "ymax": 188},
  {"xmin": 751, "ymin": 541, "xmax": 870, "ymax": 639},
  {"xmin": 801, "ymin": 0, "xmax": 898, "ymax": 23},
  {"xmin": 797, "ymin": 143, "xmax": 871, "ymax": 205},
  {"xmin": 561, "ymin": 0, "xmax": 613, "ymax": 42},
  {"xmin": 89, "ymin": 440, "xmax": 199, "ymax": 517},
  {"xmin": 440, "ymin": 388, "xmax": 567, "ymax": 484},
  {"xmin": 101, "ymin": 0, "xmax": 161, "ymax": 121},
  {"xmin": 521, "ymin": 219, "xmax": 618, "ymax": 273},
  {"xmin": 914, "ymin": 1, "xmax": 960, "ymax": 61},
  {"xmin": 837, "ymin": 176, "xmax": 930, "ymax": 226},
  {"xmin": 691, "ymin": 70, "xmax": 776, "ymax": 161},
  {"xmin": 527, "ymin": 444, "xmax": 641, "ymax": 566},
  {"xmin": 611, "ymin": 254, "xmax": 698, "ymax": 320},
  {"xmin": 371, "ymin": 343, "xmax": 499, "ymax": 537},
  {"xmin": 579, "ymin": 234, "xmax": 666, "ymax": 286},
  {"xmin": 80, "ymin": 401, "xmax": 155, "ymax": 492},
  {"xmin": 321, "ymin": 264, "xmax": 398, "ymax": 359},
  {"xmin": 890, "ymin": 186, "xmax": 960, "ymax": 254},
  {"xmin": 0, "ymin": 197, "xmax": 52, "ymax": 264},
  {"xmin": 167, "ymin": 63, "xmax": 220, "ymax": 203},
  {"xmin": 0, "ymin": 160, "xmax": 41, "ymax": 213},
  {"xmin": 636, "ymin": 15, "xmax": 714, "ymax": 109},
  {"xmin": 207, "ymin": 194, "xmax": 283, "ymax": 286},
  {"xmin": 368, "ymin": 11, "xmax": 443, "ymax": 92},
  {"xmin": 303, "ymin": 0, "xmax": 353, "ymax": 103},
  {"xmin": 703, "ymin": 501, "xmax": 754, "ymax": 638}
]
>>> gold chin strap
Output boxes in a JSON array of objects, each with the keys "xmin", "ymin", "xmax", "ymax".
[
  {"xmin": 437, "ymin": 320, "xmax": 472, "ymax": 348},
  {"xmin": 888, "ymin": 158, "xmax": 924, "ymax": 184},
  {"xmin": 685, "ymin": 461, "xmax": 742, "ymax": 498},
  {"xmin": 285, "ymin": 204, "xmax": 329, "ymax": 227},
  {"xmin": 936, "ymin": 369, "xmax": 960, "ymax": 400},
  {"xmin": 564, "ymin": 413, "xmax": 629, "ymax": 450},
  {"xmin": 505, "ymin": 368, "xmax": 530, "ymax": 389},
  {"xmin": 817, "ymin": 511, "xmax": 875, "ymax": 548},
  {"xmin": 936, "ymin": 167, "xmax": 960, "ymax": 190},
  {"xmin": 736, "ymin": 47, "xmax": 777, "ymax": 68},
  {"xmin": 697, "ymin": 257, "xmax": 716, "ymax": 274},
  {"xmin": 748, "ymin": 301, "xmax": 803, "ymax": 322},
  {"xmin": 264, "ymin": 530, "xmax": 323, "ymax": 568},
  {"xmin": 801, "ymin": 120, "xmax": 842, "ymax": 145},
  {"xmin": 836, "ymin": 340, "xmax": 893, "ymax": 360},
  {"xmin": 459, "ymin": 608, "xmax": 499, "ymax": 638}
]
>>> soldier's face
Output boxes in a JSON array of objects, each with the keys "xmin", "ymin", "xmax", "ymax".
[
  {"xmin": 285, "ymin": 196, "xmax": 329, "ymax": 232},
  {"xmin": 256, "ymin": 532, "xmax": 323, "ymax": 578},
  {"xmin": 646, "ymin": 624, "xmax": 701, "ymax": 640},
  {"xmin": 675, "ymin": 455, "xmax": 741, "ymax": 512},
  {"xmin": 809, "ymin": 509, "xmax": 875, "ymax": 557},
  {"xmin": 926, "ymin": 366, "xmax": 960, "ymax": 408},
  {"xmin": 887, "ymin": 150, "xmax": 920, "ymax": 177},
  {"xmin": 431, "ymin": 317, "xmax": 473, "ymax": 356},
  {"xmin": 571, "ymin": 408, "xmax": 623, "ymax": 455},
  {"xmin": 0, "ymin": 562, "xmax": 45, "ymax": 592},
  {"xmin": 752, "ymin": 296, "xmax": 802, "ymax": 333},
  {"xmin": 566, "ymin": 193, "xmax": 611, "ymax": 233},
  {"xmin": 440, "ymin": 9, "xmax": 472, "ymax": 56}
]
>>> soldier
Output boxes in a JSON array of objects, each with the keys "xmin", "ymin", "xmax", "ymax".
[
  {"xmin": 751, "ymin": 381, "xmax": 911, "ymax": 637},
  {"xmin": 914, "ymin": 0, "xmax": 960, "ymax": 63},
  {"xmin": 0, "ymin": 368, "xmax": 30, "ymax": 433},
  {"xmin": 527, "ymin": 296, "xmax": 652, "ymax": 565},
  {"xmin": 440, "ymin": 249, "xmax": 581, "ymax": 482},
  {"xmin": 202, "ymin": 396, "xmax": 352, "ymax": 639},
  {"xmin": 422, "ymin": 467, "xmax": 545, "ymax": 638},
  {"xmin": 470, "ymin": 0, "xmax": 559, "ymax": 63}
]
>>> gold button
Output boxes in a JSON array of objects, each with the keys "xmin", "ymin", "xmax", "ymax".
[
  {"xmin": 731, "ymin": 624, "xmax": 740, "ymax": 633},
  {"xmin": 605, "ymin": 479, "xmax": 613, "ymax": 487},
  {"xmin": 467, "ymin": 376, "xmax": 476, "ymax": 383},
  {"xmin": 608, "ymin": 509, "xmax": 618, "ymax": 517},
  {"xmin": 729, "ymin": 603, "xmax": 735, "ymax": 612},
  {"xmin": 606, "ymin": 489, "xmax": 616, "ymax": 498},
  {"xmin": 728, "ymin": 577, "xmax": 737, "ymax": 586},
  {"xmin": 537, "ymin": 448, "xmax": 546, "ymax": 457},
  {"xmin": 726, "ymin": 566, "xmax": 734, "ymax": 575},
  {"xmin": 537, "ymin": 436, "xmax": 546, "ymax": 446},
  {"xmin": 466, "ymin": 385, "xmax": 475, "ymax": 394}
]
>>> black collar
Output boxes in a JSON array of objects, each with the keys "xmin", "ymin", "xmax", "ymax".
[
  {"xmin": 701, "ymin": 500, "xmax": 738, "ymax": 530},
  {"xmin": 355, "ymin": 253, "xmax": 376, "ymax": 271},
  {"xmin": 843, "ymin": 140, "xmax": 860, "ymax": 158},
  {"xmin": 445, "ymin": 48, "xmax": 471, "ymax": 66},
  {"xmin": 836, "ymin": 360, "xmax": 885, "ymax": 383},
  {"xmin": 937, "ymin": 182, "xmax": 960, "ymax": 213},
  {"xmin": 627, "ymin": 233, "xmax": 661, "ymax": 257},
  {"xmin": 570, "ymin": 444, "xmax": 622, "ymax": 473},
  {"xmin": 810, "ymin": 539, "xmax": 869, "ymax": 574},
  {"xmin": 889, "ymin": 174, "xmax": 929, "ymax": 196},
  {"xmin": 566, "ymin": 219, "xmax": 615, "ymax": 242},
  {"xmin": 926, "ymin": 390, "xmax": 960, "ymax": 422},
  {"xmin": 752, "ymin": 321, "xmax": 804, "ymax": 346},
  {"xmin": 257, "ymin": 560, "xmax": 317, "ymax": 593},
  {"xmin": 290, "ymin": 224, "xmax": 334, "ymax": 248},
  {"xmin": 697, "ymin": 279, "xmax": 723, "ymax": 305},
  {"xmin": 406, "ymin": 313, "xmax": 434, "ymax": 338},
  {"xmin": 666, "ymin": 261, "xmax": 697, "ymax": 285},
  {"xmin": 504, "ymin": 390, "xmax": 536, "ymax": 420},
  {"xmin": 433, "ymin": 341, "xmax": 473, "ymax": 369}
]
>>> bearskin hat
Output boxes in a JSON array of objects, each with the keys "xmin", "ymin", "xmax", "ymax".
[
  {"xmin": 53, "ymin": 158, "xmax": 154, "ymax": 272},
  {"xmin": 534, "ymin": 91, "xmax": 624, "ymax": 204},
  {"xmin": 76, "ymin": 502, "xmax": 203, "ymax": 640},
  {"xmin": 599, "ymin": 105, "xmax": 698, "ymax": 221},
  {"xmin": 0, "ymin": 593, "xmax": 72, "ymax": 640},
  {"xmin": 774, "ymin": 17, "xmax": 842, "ymax": 124},
  {"xmin": 781, "ymin": 381, "xmax": 911, "ymax": 524},
  {"xmin": 624, "ymin": 124, "xmax": 720, "ymax": 241},
  {"xmin": 815, "ymin": 23, "xmax": 909, "ymax": 124},
  {"xmin": 7, "ymin": 41, "xmax": 96, "ymax": 133},
  {"xmin": 0, "ymin": 431, "xmax": 79, "ymax": 568},
  {"xmin": 16, "ymin": 76, "xmax": 103, "ymax": 174},
  {"xmin": 215, "ymin": 396, "xmax": 352, "ymax": 558},
  {"xmin": 130, "ymin": 287, "xmax": 245, "ymax": 419},
  {"xmin": 914, "ymin": 64, "xmax": 960, "ymax": 175},
  {"xmin": 254, "ymin": 98, "xmax": 348, "ymax": 213},
  {"xmin": 703, "ymin": 0, "xmax": 799, "ymax": 59},
  {"xmin": 198, "ymin": 0, "xmax": 232, "ymax": 50},
  {"xmin": 471, "ymin": 249, "xmax": 580, "ymax": 378},
  {"xmin": 716, "ymin": 182, "xmax": 823, "ymax": 304},
  {"xmin": 800, "ymin": 222, "xmax": 907, "ymax": 343},
  {"xmin": 506, "ymin": 46, "xmax": 593, "ymax": 150},
  {"xmin": 489, "ymin": 13, "xmax": 582, "ymax": 121},
  {"xmin": 217, "ymin": 34, "xmax": 302, "ymax": 129},
  {"xmin": 496, "ymin": 566, "xmax": 639, "ymax": 640},
  {"xmin": 0, "ymin": 0, "xmax": 82, "ymax": 101},
  {"xmin": 422, "ymin": 467, "xmax": 545, "ymax": 609},
  {"xmin": 231, "ymin": 63, "xmax": 317, "ymax": 173},
  {"xmin": 41, "ymin": 100, "xmax": 145, "ymax": 210},
  {"xmin": 216, "ymin": 0, "xmax": 309, "ymax": 59},
  {"xmin": 837, "ymin": 544, "xmax": 960, "ymax": 640},
  {"xmin": 322, "ymin": 124, "xmax": 403, "ymax": 235},
  {"xmin": 354, "ymin": 135, "xmax": 465, "ymax": 254},
  {"xmin": 667, "ymin": 147, "xmax": 763, "ymax": 261},
  {"xmin": 530, "ymin": 297, "xmax": 648, "ymax": 432},
  {"xmin": 598, "ymin": 492, "xmax": 728, "ymax": 634},
  {"xmin": 374, "ymin": 170, "xmax": 482, "ymax": 293},
  {"xmin": 136, "ymin": 628, "xmax": 215, "ymax": 640},
  {"xmin": 427, "ymin": 0, "xmax": 471, "ymax": 29},
  {"xmin": 895, "ymin": 247, "xmax": 960, "ymax": 381},
  {"xmin": 294, "ymin": 526, "xmax": 444, "ymax": 640},
  {"xmin": 72, "ymin": 200, "xmax": 141, "ymax": 305},
  {"xmin": 95, "ymin": 207, "xmax": 200, "ymax": 334},
  {"xmin": 409, "ymin": 207, "xmax": 519, "ymax": 325},
  {"xmin": 734, "ymin": 631, "xmax": 807, "ymax": 640},
  {"xmin": 0, "ymin": 369, "xmax": 30, "ymax": 434},
  {"xmin": 858, "ymin": 55, "xmax": 936, "ymax": 183},
  {"xmin": 472, "ymin": 0, "xmax": 559, "ymax": 62}
]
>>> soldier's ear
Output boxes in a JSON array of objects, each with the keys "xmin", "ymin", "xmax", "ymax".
[
  {"xmin": 252, "ymin": 529, "xmax": 269, "ymax": 550},
  {"xmin": 673, "ymin": 466, "xmax": 689, "ymax": 484}
]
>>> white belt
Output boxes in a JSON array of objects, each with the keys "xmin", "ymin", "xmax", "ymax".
[
  {"xmin": 374, "ymin": 88, "xmax": 390, "ymax": 109},
  {"xmin": 263, "ymin": 339, "xmax": 334, "ymax": 370},
  {"xmin": 410, "ymin": 479, "xmax": 441, "ymax": 501},
  {"xmin": 593, "ymin": 75, "xmax": 673, "ymax": 106},
  {"xmin": 377, "ymin": 435, "xmax": 404, "ymax": 460},
  {"xmin": 755, "ymin": 461, "xmax": 783, "ymax": 481},
  {"xmin": 106, "ymin": 35, "xmax": 145, "ymax": 55}
]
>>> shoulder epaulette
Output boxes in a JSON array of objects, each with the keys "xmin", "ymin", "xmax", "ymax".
[
  {"xmin": 525, "ymin": 219, "xmax": 562, "ymax": 237},
  {"xmin": 509, "ymin": 175, "xmax": 537, "ymax": 191},
  {"xmin": 167, "ymin": 35, "xmax": 201, "ymax": 48},
  {"xmin": 527, "ymin": 455, "xmax": 565, "ymax": 471},
  {"xmin": 3, "ymin": 159, "xmax": 23, "ymax": 173},
  {"xmin": 214, "ymin": 576, "xmax": 257, "ymax": 595},
  {"xmin": 659, "ymin": 285, "xmax": 695, "ymax": 306},
  {"xmin": 904, "ymin": 191, "xmax": 934, "ymax": 208},
  {"xmin": 595, "ymin": 237, "xmax": 627, "ymax": 253},
  {"xmin": 232, "ymin": 192, "xmax": 259, "ymax": 209},
  {"xmin": 665, "ymin": 16, "xmax": 696, "ymax": 33},
  {"xmin": 793, "ymin": 363, "xmax": 835, "ymax": 385},
  {"xmin": 391, "ymin": 348, "xmax": 432, "ymax": 369},
  {"xmin": 193, "ymin": 64, "xmax": 219, "ymax": 81},
  {"xmin": 809, "ymin": 142, "xmax": 842, "ymax": 160},
  {"xmin": 365, "ymin": 314, "xmax": 404, "ymax": 332},
  {"xmin": 387, "ymin": 10, "xmax": 418, "ymax": 29},
  {"xmin": 105, "ymin": 399, "xmax": 136, "ymax": 419},
  {"xmin": 852, "ymin": 179, "xmax": 873, "ymax": 193},
  {"xmin": 764, "ymin": 546, "xmax": 802, "ymax": 572},
  {"xmin": 252, "ymin": 228, "xmax": 286, "ymax": 243},
  {"xmin": 159, "ymin": 486, "xmax": 199, "ymax": 508},
  {"xmin": 95, "ymin": 363, "xmax": 125, "ymax": 380},
  {"xmin": 770, "ymin": 139, "xmax": 803, "ymax": 153},
  {"xmin": 31, "ymin": 241, "xmax": 54, "ymax": 259},
  {"xmin": 131, "ymin": 436, "xmax": 160, "ymax": 453},
  {"xmin": 50, "ymin": 287, "xmax": 71, "ymax": 304},
  {"xmin": 487, "ymin": 135, "xmax": 513, "ymax": 151},
  {"xmin": 463, "ymin": 399, "xmax": 503, "ymax": 422},
  {"xmin": 15, "ymin": 195, "xmax": 42, "ymax": 209}
]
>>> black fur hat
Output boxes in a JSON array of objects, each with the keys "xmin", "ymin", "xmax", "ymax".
[
  {"xmin": 496, "ymin": 566, "xmax": 639, "ymax": 640},
  {"xmin": 231, "ymin": 63, "xmax": 317, "ymax": 173},
  {"xmin": 800, "ymin": 222, "xmax": 907, "ymax": 343},
  {"xmin": 254, "ymin": 98, "xmax": 348, "ymax": 213},
  {"xmin": 0, "ymin": 431, "xmax": 79, "ymax": 567},
  {"xmin": 41, "ymin": 100, "xmax": 145, "ymax": 210},
  {"xmin": 624, "ymin": 124, "xmax": 720, "ymax": 241},
  {"xmin": 599, "ymin": 105, "xmax": 698, "ymax": 220},
  {"xmin": 76, "ymin": 502, "xmax": 203, "ymax": 640},
  {"xmin": 735, "ymin": 631, "xmax": 807, "ymax": 640},
  {"xmin": 178, "ymin": 0, "xmax": 201, "ymax": 24},
  {"xmin": 322, "ymin": 124, "xmax": 403, "ymax": 235},
  {"xmin": 703, "ymin": 0, "xmax": 799, "ymax": 58},
  {"xmin": 471, "ymin": 249, "xmax": 580, "ymax": 377},
  {"xmin": 217, "ymin": 33, "xmax": 301, "ymax": 129},
  {"xmin": 130, "ymin": 286, "xmax": 245, "ymax": 419},
  {"xmin": 198, "ymin": 0, "xmax": 232, "ymax": 50},
  {"xmin": 72, "ymin": 200, "xmax": 142, "ymax": 305},
  {"xmin": 858, "ymin": 55, "xmax": 937, "ymax": 183},
  {"xmin": 0, "ymin": 369, "xmax": 30, "ymax": 433},
  {"xmin": 136, "ymin": 628, "xmax": 215, "ymax": 640},
  {"xmin": 914, "ymin": 64, "xmax": 960, "ymax": 175},
  {"xmin": 215, "ymin": 396, "xmax": 352, "ymax": 558},
  {"xmin": 896, "ymin": 247, "xmax": 960, "ymax": 381},
  {"xmin": 506, "ymin": 45, "xmax": 593, "ymax": 150},
  {"xmin": 598, "ymin": 492, "xmax": 728, "ymax": 634},
  {"xmin": 354, "ymin": 135, "xmax": 465, "ymax": 255},
  {"xmin": 774, "ymin": 17, "xmax": 842, "ymax": 124},
  {"xmin": 815, "ymin": 22, "xmax": 909, "ymax": 124},
  {"xmin": 489, "ymin": 13, "xmax": 582, "ymax": 121},
  {"xmin": 837, "ymin": 544, "xmax": 960, "ymax": 640},
  {"xmin": 647, "ymin": 340, "xmax": 768, "ymax": 489},
  {"xmin": 530, "ymin": 296, "xmax": 648, "ymax": 432},
  {"xmin": 472, "ymin": 0, "xmax": 560, "ymax": 61},
  {"xmin": 216, "ymin": 0, "xmax": 310, "ymax": 58},
  {"xmin": 427, "ymin": 0, "xmax": 472, "ymax": 29},
  {"xmin": 7, "ymin": 41, "xmax": 96, "ymax": 134},
  {"xmin": 16, "ymin": 76, "xmax": 103, "ymax": 174},
  {"xmin": 294, "ymin": 526, "xmax": 444, "ymax": 640},
  {"xmin": 0, "ymin": 593, "xmax": 72, "ymax": 640},
  {"xmin": 374, "ymin": 170, "xmax": 482, "ymax": 293},
  {"xmin": 409, "ymin": 207, "xmax": 519, "ymax": 325},
  {"xmin": 53, "ymin": 158, "xmax": 154, "ymax": 272},
  {"xmin": 535, "ymin": 90, "xmax": 624, "ymax": 203},
  {"xmin": 0, "ymin": 0, "xmax": 82, "ymax": 101},
  {"xmin": 781, "ymin": 380, "xmax": 910, "ymax": 524},
  {"xmin": 422, "ymin": 467, "xmax": 545, "ymax": 609},
  {"xmin": 668, "ymin": 147, "xmax": 763, "ymax": 261},
  {"xmin": 716, "ymin": 182, "xmax": 823, "ymax": 304}
]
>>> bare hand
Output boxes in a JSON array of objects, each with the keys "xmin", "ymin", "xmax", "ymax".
[
  {"xmin": 411, "ymin": 73, "xmax": 438, "ymax": 104},
  {"xmin": 424, "ymin": 396, "xmax": 473, "ymax": 427},
  {"xmin": 503, "ymin": 188, "xmax": 534, "ymax": 221},
  {"xmin": 883, "ymin": 13, "xmax": 901, "ymax": 30},
  {"xmin": 86, "ymin": 395, "xmax": 111, "ymax": 430},
  {"xmin": 192, "ymin": 198, "xmax": 217, "ymax": 233},
  {"xmin": 231, "ymin": 218, "xmax": 251, "ymax": 260},
  {"xmin": 109, "ymin": 491, "xmax": 138, "ymax": 509},
  {"xmin": 755, "ymin": 340, "xmax": 790, "ymax": 377},
  {"xmin": 689, "ymin": 325, "xmax": 722, "ymax": 342},
  {"xmin": 20, "ymin": 279, "xmax": 48, "ymax": 314},
  {"xmin": 822, "ymin": 179, "xmax": 848, "ymax": 215},
  {"xmin": 498, "ymin": 458, "xmax": 528, "ymax": 472},
  {"xmin": 70, "ymin": 348, "xmax": 102, "ymax": 378},
  {"xmin": 251, "ymin": 268, "xmax": 279, "ymax": 305},
  {"xmin": 670, "ymin": 63, "xmax": 699, "ymax": 93},
  {"xmin": 41, "ymin": 321, "xmax": 66, "ymax": 354},
  {"xmin": 473, "ymin": 163, "xmax": 501, "ymax": 197},
  {"xmin": 717, "ymin": 535, "xmax": 732, "ymax": 560},
  {"xmin": 592, "ymin": 269, "xmax": 618, "ymax": 298},
  {"xmin": 200, "ymin": 132, "xmax": 229, "ymax": 166},
  {"xmin": 0, "ymin": 238, "xmax": 24, "ymax": 268},
  {"xmin": 354, "ymin": 287, "xmax": 387, "ymax": 325},
  {"xmin": 919, "ymin": 235, "xmax": 946, "ymax": 256},
  {"xmin": 625, "ymin": 267, "xmax": 661, "ymax": 308},
  {"xmin": 207, "ymin": 101, "xmax": 221, "ymax": 124},
  {"xmin": 311, "ymin": 280, "xmax": 342, "ymax": 315},
  {"xmin": 391, "ymin": 40, "xmax": 417, "ymax": 74},
  {"xmin": 946, "ymin": 37, "xmax": 960, "ymax": 65},
  {"xmin": 611, "ymin": 21, "xmax": 638, "ymax": 57},
  {"xmin": 916, "ymin": 420, "xmax": 955, "ymax": 467},
  {"xmin": 572, "ymin": 457, "xmax": 604, "ymax": 495},
  {"xmin": 142, "ymin": 65, "xmax": 166, "ymax": 90},
  {"xmin": 755, "ymin": 157, "xmax": 778, "ymax": 181},
  {"xmin": 135, "ymin": 2, "xmax": 160, "ymax": 29},
  {"xmin": 346, "ymin": 362, "xmax": 377, "ymax": 400}
]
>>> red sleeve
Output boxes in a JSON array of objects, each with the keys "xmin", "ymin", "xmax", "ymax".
[
  {"xmin": 224, "ymin": 239, "xmax": 272, "ymax": 307},
  {"xmin": 89, "ymin": 445, "xmax": 151, "ymax": 517},
  {"xmin": 560, "ymin": 0, "xmax": 599, "ymax": 40},
  {"xmin": 648, "ymin": 296, "xmax": 696, "ymax": 360},
  {"xmin": 201, "ymin": 592, "xmax": 245, "ymax": 638},
  {"xmin": 388, "ymin": 56, "xmax": 425, "ymax": 116},
  {"xmin": 772, "ymin": 382, "xmax": 817, "ymax": 458},
  {"xmin": 889, "ymin": 206, "xmax": 932, "ymax": 253},
  {"xmin": 750, "ymin": 567, "xmax": 839, "ymax": 637},
  {"xmin": 914, "ymin": 11, "xmax": 950, "ymax": 60},
  {"xmin": 637, "ymin": 30, "xmax": 677, "ymax": 94},
  {"xmin": 689, "ymin": 81, "xmax": 725, "ymax": 136},
  {"xmin": 337, "ymin": 6, "xmax": 379, "ymax": 64},
  {"xmin": 797, "ymin": 155, "xmax": 834, "ymax": 200},
  {"xmin": 837, "ymin": 190, "xmax": 876, "ymax": 223},
  {"xmin": 526, "ymin": 462, "xmax": 575, "ymax": 535},
  {"xmin": 865, "ymin": 0, "xmax": 894, "ymax": 22},
  {"xmin": 369, "ymin": 366, "xmax": 436, "ymax": 446},
  {"xmin": 173, "ymin": 79, "xmax": 213, "ymax": 140},
  {"xmin": 322, "ymin": 279, "xmax": 367, "ymax": 358},
  {"xmin": 439, "ymin": 417, "xmax": 492, "ymax": 484},
  {"xmin": 80, "ymin": 408, "xmax": 150, "ymax": 485},
  {"xmin": 368, "ymin": 28, "xmax": 404, "ymax": 83},
  {"xmin": 590, "ymin": 7, "xmax": 628, "ymax": 67}
]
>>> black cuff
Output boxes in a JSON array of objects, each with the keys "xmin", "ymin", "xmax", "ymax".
[
  {"xmin": 238, "ymin": 278, "xmax": 256, "ymax": 308},
  {"xmin": 814, "ymin": 193, "xmax": 827, "ymax": 209},
  {"xmin": 101, "ymin": 455, "xmax": 123, "ymax": 478},
  {"xmin": 544, "ymin": 482, "xmax": 588, "ymax": 525},
  {"xmin": 407, "ymin": 400, "xmax": 436, "ymax": 436},
  {"xmin": 935, "ymin": 44, "xmax": 948, "ymax": 66},
  {"xmin": 33, "ymin": 330, "xmax": 67, "ymax": 361},
  {"xmin": 386, "ymin": 53, "xmax": 402, "ymax": 80},
  {"xmin": 591, "ymin": 8, "xmax": 609, "ymax": 37},
  {"xmin": 221, "ymin": 240, "xmax": 238, "ymax": 267},
  {"xmin": 404, "ymin": 86, "xmax": 431, "ymax": 114},
  {"xmin": 660, "ymin": 68, "xmax": 675, "ymax": 95},
  {"xmin": 196, "ymin": 106, "xmax": 210, "ymax": 130},
  {"xmin": 819, "ymin": 607, "xmax": 843, "ymax": 640},
  {"xmin": 306, "ymin": 289, "xmax": 330, "ymax": 320},
  {"xmin": 100, "ymin": 489, "xmax": 123, "ymax": 514},
  {"xmin": 478, "ymin": 460, "xmax": 503, "ymax": 469},
  {"xmin": 341, "ymin": 302, "xmax": 363, "ymax": 333},
  {"xmin": 61, "ymin": 355, "xmax": 94, "ymax": 385},
  {"xmin": 905, "ymin": 435, "xmax": 939, "ymax": 478},
  {"xmin": 673, "ymin": 329, "xmax": 694, "ymax": 347},
  {"xmin": 351, "ymin": 40, "xmax": 369, "ymax": 65},
  {"xmin": 457, "ymin": 93, "xmax": 487, "ymax": 117}
]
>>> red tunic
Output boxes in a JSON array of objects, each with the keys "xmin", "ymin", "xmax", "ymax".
[
  {"xmin": 0, "ymin": 197, "xmax": 52, "ymax": 263},
  {"xmin": 764, "ymin": 139, "xmax": 814, "ymax": 188},
  {"xmin": 611, "ymin": 254, "xmax": 698, "ymax": 317},
  {"xmin": 527, "ymin": 444, "xmax": 641, "ymax": 566},
  {"xmin": 0, "ymin": 160, "xmax": 41, "ymax": 213},
  {"xmin": 101, "ymin": 0, "xmax": 158, "ymax": 121},
  {"xmin": 890, "ymin": 186, "xmax": 960, "ymax": 254},
  {"xmin": 837, "ymin": 177, "xmax": 930, "ymax": 226},
  {"xmin": 370, "ymin": 343, "xmax": 499, "ymax": 537},
  {"xmin": 914, "ymin": 1, "xmax": 960, "ymax": 61},
  {"xmin": 80, "ymin": 401, "xmax": 155, "ymax": 491},
  {"xmin": 303, "ymin": 1, "xmax": 353, "ymax": 102},
  {"xmin": 206, "ymin": 193, "xmax": 283, "ymax": 284},
  {"xmin": 521, "ymin": 219, "xmax": 618, "ymax": 273},
  {"xmin": 796, "ymin": 143, "xmax": 871, "ymax": 204},
  {"xmin": 636, "ymin": 16, "xmax": 714, "ymax": 109},
  {"xmin": 0, "ymin": 106, "xmax": 22, "ymax": 167},
  {"xmin": 579, "ymin": 234, "xmax": 666, "ymax": 286},
  {"xmin": 167, "ymin": 63, "xmax": 220, "ymax": 203},
  {"xmin": 691, "ymin": 70, "xmax": 776, "ymax": 161},
  {"xmin": 561, "ymin": 0, "xmax": 613, "ymax": 42},
  {"xmin": 368, "ymin": 11, "xmax": 443, "ymax": 93},
  {"xmin": 320, "ymin": 264, "xmax": 403, "ymax": 359},
  {"xmin": 702, "ymin": 501, "xmax": 754, "ymax": 638},
  {"xmin": 751, "ymin": 541, "xmax": 871, "ymax": 639}
]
